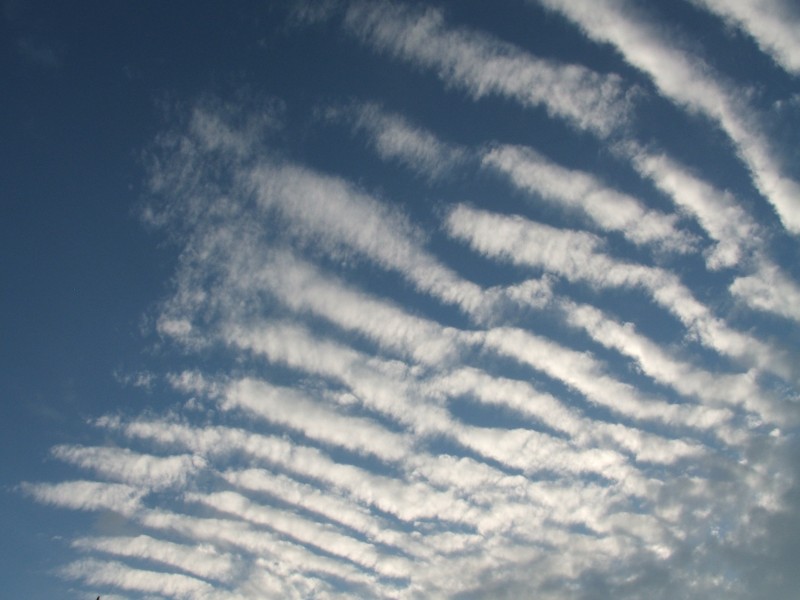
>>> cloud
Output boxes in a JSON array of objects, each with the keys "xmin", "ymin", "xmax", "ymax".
[
  {"xmin": 483, "ymin": 143, "xmax": 695, "ymax": 252},
  {"xmin": 557, "ymin": 300, "xmax": 784, "ymax": 427},
  {"xmin": 626, "ymin": 144, "xmax": 800, "ymax": 324},
  {"xmin": 343, "ymin": 0, "xmax": 634, "ymax": 137},
  {"xmin": 534, "ymin": 0, "xmax": 800, "ymax": 234},
  {"xmin": 60, "ymin": 559, "xmax": 218, "ymax": 600},
  {"xmin": 20, "ymin": 480, "xmax": 145, "ymax": 515},
  {"xmin": 51, "ymin": 445, "xmax": 207, "ymax": 490},
  {"xmin": 23, "ymin": 88, "xmax": 798, "ymax": 598},
  {"xmin": 136, "ymin": 508, "xmax": 382, "ymax": 595},
  {"xmin": 624, "ymin": 144, "xmax": 762, "ymax": 269},
  {"xmin": 688, "ymin": 0, "xmax": 800, "ymax": 75},
  {"xmin": 72, "ymin": 535, "xmax": 237, "ymax": 583},
  {"xmin": 245, "ymin": 161, "xmax": 487, "ymax": 316},
  {"xmin": 327, "ymin": 101, "xmax": 468, "ymax": 179},
  {"xmin": 730, "ymin": 259, "xmax": 800, "ymax": 323},
  {"xmin": 445, "ymin": 203, "xmax": 791, "ymax": 378},
  {"xmin": 187, "ymin": 489, "xmax": 413, "ymax": 580},
  {"xmin": 220, "ymin": 376, "xmax": 414, "ymax": 461}
]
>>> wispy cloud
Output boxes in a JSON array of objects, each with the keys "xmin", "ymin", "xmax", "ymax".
[
  {"xmin": 625, "ymin": 144, "xmax": 762, "ymax": 269},
  {"xmin": 326, "ymin": 101, "xmax": 467, "ymax": 179},
  {"xmin": 51, "ymin": 445, "xmax": 207, "ymax": 490},
  {"xmin": 220, "ymin": 376, "xmax": 414, "ymax": 461},
  {"xmin": 534, "ymin": 0, "xmax": 800, "ymax": 234},
  {"xmin": 483, "ymin": 143, "xmax": 695, "ymax": 252},
  {"xmin": 557, "ymin": 299, "xmax": 783, "ymax": 427},
  {"xmin": 688, "ymin": 0, "xmax": 800, "ymax": 75},
  {"xmin": 730, "ymin": 259, "xmax": 800, "ymax": 323},
  {"xmin": 20, "ymin": 480, "xmax": 145, "ymax": 515},
  {"xmin": 344, "ymin": 0, "xmax": 634, "ymax": 137},
  {"xmin": 445, "ymin": 203, "xmax": 789, "ymax": 377},
  {"xmin": 72, "ymin": 535, "xmax": 237, "ymax": 583},
  {"xmin": 23, "ymin": 88, "xmax": 798, "ymax": 599},
  {"xmin": 60, "ymin": 559, "xmax": 218, "ymax": 599},
  {"xmin": 627, "ymin": 144, "xmax": 800, "ymax": 324}
]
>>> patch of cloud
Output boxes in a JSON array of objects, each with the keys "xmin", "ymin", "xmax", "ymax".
[
  {"xmin": 624, "ymin": 144, "xmax": 762, "ymax": 269},
  {"xmin": 688, "ymin": 0, "xmax": 800, "ymax": 76},
  {"xmin": 72, "ymin": 535, "xmax": 237, "ymax": 583},
  {"xmin": 445, "ymin": 203, "xmax": 790, "ymax": 378},
  {"xmin": 50, "ymin": 445, "xmax": 207, "ymax": 491},
  {"xmin": 23, "ymin": 94, "xmax": 799, "ymax": 599},
  {"xmin": 483, "ymin": 143, "xmax": 696, "ymax": 252},
  {"xmin": 60, "ymin": 559, "xmax": 218, "ymax": 600},
  {"xmin": 113, "ymin": 369, "xmax": 156, "ymax": 391},
  {"xmin": 730, "ymin": 259, "xmax": 800, "ymax": 323},
  {"xmin": 327, "ymin": 101, "xmax": 468, "ymax": 179},
  {"xmin": 557, "ymin": 299, "xmax": 784, "ymax": 426},
  {"xmin": 534, "ymin": 0, "xmax": 800, "ymax": 234},
  {"xmin": 20, "ymin": 480, "xmax": 145, "ymax": 515},
  {"xmin": 343, "ymin": 0, "xmax": 634, "ymax": 137},
  {"xmin": 626, "ymin": 144, "xmax": 800, "ymax": 324}
]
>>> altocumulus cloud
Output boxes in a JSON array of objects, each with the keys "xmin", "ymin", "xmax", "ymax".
[{"xmin": 20, "ymin": 1, "xmax": 800, "ymax": 598}]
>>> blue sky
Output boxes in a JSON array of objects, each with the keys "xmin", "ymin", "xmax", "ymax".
[{"xmin": 2, "ymin": 0, "xmax": 800, "ymax": 598}]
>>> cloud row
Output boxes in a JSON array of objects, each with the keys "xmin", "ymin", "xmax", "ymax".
[{"xmin": 21, "ymin": 3, "xmax": 799, "ymax": 596}]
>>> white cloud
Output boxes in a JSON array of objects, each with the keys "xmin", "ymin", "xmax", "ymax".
[
  {"xmin": 51, "ymin": 445, "xmax": 207, "ymax": 491},
  {"xmin": 559, "ymin": 300, "xmax": 782, "ymax": 426},
  {"xmin": 24, "ymin": 75, "xmax": 798, "ymax": 598},
  {"xmin": 221, "ymin": 376, "xmax": 413, "ymax": 461},
  {"xmin": 240, "ymin": 249, "xmax": 465, "ymax": 366},
  {"xmin": 535, "ymin": 0, "xmax": 800, "ymax": 234},
  {"xmin": 72, "ymin": 535, "xmax": 236, "ymax": 583},
  {"xmin": 98, "ymin": 415, "xmax": 478, "ymax": 526},
  {"xmin": 344, "ymin": 0, "xmax": 633, "ymax": 136},
  {"xmin": 60, "ymin": 558, "xmax": 219, "ymax": 599},
  {"xmin": 221, "ymin": 467, "xmax": 427, "ymax": 557},
  {"xmin": 20, "ymin": 480, "xmax": 145, "ymax": 515},
  {"xmin": 479, "ymin": 325, "xmax": 730, "ymax": 435},
  {"xmin": 483, "ymin": 143, "xmax": 695, "ymax": 252},
  {"xmin": 446, "ymin": 203, "xmax": 790, "ymax": 377},
  {"xmin": 688, "ymin": 0, "xmax": 800, "ymax": 75},
  {"xmin": 331, "ymin": 101, "xmax": 467, "ymax": 179},
  {"xmin": 246, "ymin": 162, "xmax": 487, "ymax": 317},
  {"xmin": 625, "ymin": 145, "xmax": 762, "ymax": 269},
  {"xmin": 187, "ymin": 490, "xmax": 413, "ymax": 580},
  {"xmin": 137, "ymin": 508, "xmax": 380, "ymax": 595},
  {"xmin": 730, "ymin": 259, "xmax": 800, "ymax": 323},
  {"xmin": 626, "ymin": 145, "xmax": 800, "ymax": 324},
  {"xmin": 424, "ymin": 367, "xmax": 704, "ymax": 464}
]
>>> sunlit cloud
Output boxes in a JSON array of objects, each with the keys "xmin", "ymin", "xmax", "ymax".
[
  {"xmin": 344, "ymin": 0, "xmax": 634, "ymax": 137},
  {"xmin": 483, "ymin": 143, "xmax": 696, "ymax": 252},
  {"xmin": 688, "ymin": 0, "xmax": 800, "ymax": 75},
  {"xmin": 18, "ymin": 2, "xmax": 799, "ymax": 598},
  {"xmin": 534, "ymin": 0, "xmax": 800, "ymax": 234}
]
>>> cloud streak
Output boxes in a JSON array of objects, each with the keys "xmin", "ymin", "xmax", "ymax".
[
  {"xmin": 535, "ymin": 0, "xmax": 800, "ymax": 234},
  {"xmin": 483, "ymin": 143, "xmax": 695, "ymax": 252},
  {"xmin": 445, "ymin": 203, "xmax": 789, "ymax": 377},
  {"xmin": 20, "ymin": 16, "xmax": 799, "ymax": 594},
  {"xmin": 688, "ymin": 0, "xmax": 800, "ymax": 75},
  {"xmin": 344, "ymin": 0, "xmax": 633, "ymax": 136}
]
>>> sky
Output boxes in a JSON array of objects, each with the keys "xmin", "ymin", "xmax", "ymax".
[{"xmin": 2, "ymin": 0, "xmax": 800, "ymax": 598}]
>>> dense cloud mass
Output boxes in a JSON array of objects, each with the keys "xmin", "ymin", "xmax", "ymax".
[{"xmin": 16, "ymin": 0, "xmax": 800, "ymax": 598}]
